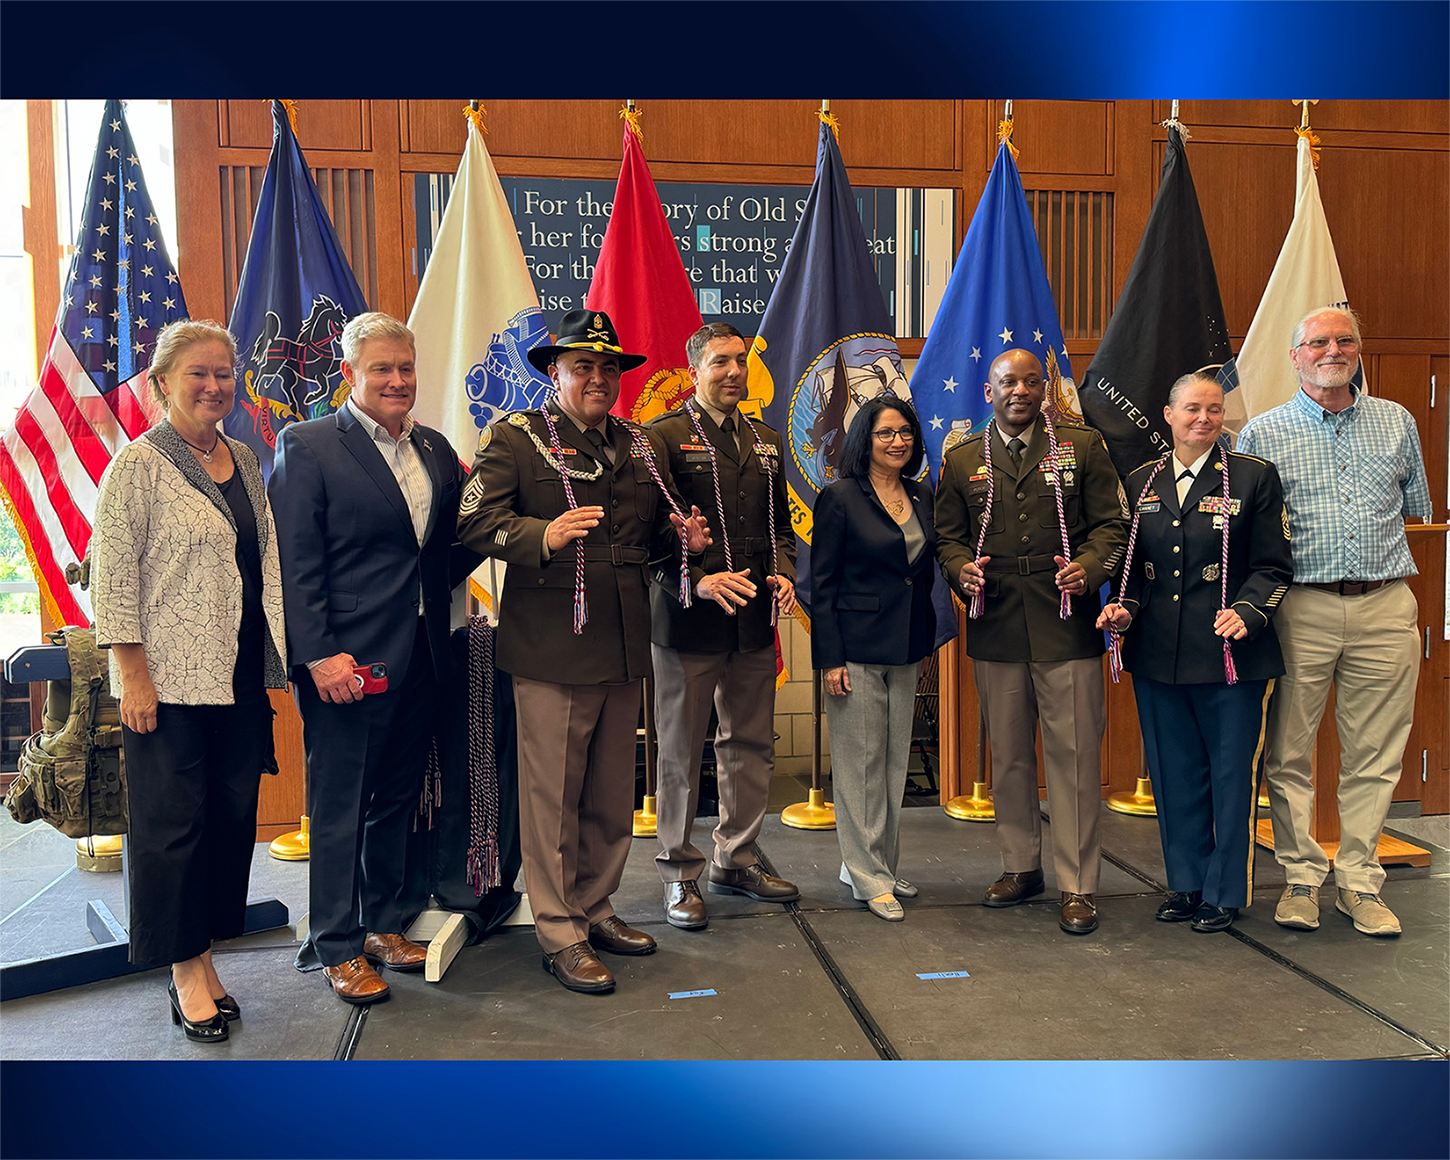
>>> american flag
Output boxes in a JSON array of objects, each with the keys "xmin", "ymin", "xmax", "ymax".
[{"xmin": 0, "ymin": 100, "xmax": 187, "ymax": 626}]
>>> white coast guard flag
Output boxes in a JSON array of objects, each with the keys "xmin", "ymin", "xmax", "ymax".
[
  {"xmin": 1222, "ymin": 133, "xmax": 1352, "ymax": 433},
  {"xmin": 408, "ymin": 114, "xmax": 550, "ymax": 617}
]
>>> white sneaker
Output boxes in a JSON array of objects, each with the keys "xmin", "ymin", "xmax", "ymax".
[{"xmin": 1336, "ymin": 889, "xmax": 1402, "ymax": 936}]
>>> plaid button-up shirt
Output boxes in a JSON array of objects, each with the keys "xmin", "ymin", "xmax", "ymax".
[{"xmin": 1237, "ymin": 387, "xmax": 1431, "ymax": 583}]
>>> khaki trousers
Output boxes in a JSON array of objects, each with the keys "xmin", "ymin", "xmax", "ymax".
[
  {"xmin": 651, "ymin": 643, "xmax": 778, "ymax": 881},
  {"xmin": 512, "ymin": 676, "xmax": 641, "ymax": 954},
  {"xmin": 1264, "ymin": 581, "xmax": 1420, "ymax": 892},
  {"xmin": 974, "ymin": 656, "xmax": 1105, "ymax": 895}
]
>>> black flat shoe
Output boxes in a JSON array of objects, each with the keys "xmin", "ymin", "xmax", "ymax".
[
  {"xmin": 1155, "ymin": 891, "xmax": 1202, "ymax": 923},
  {"xmin": 1191, "ymin": 904, "xmax": 1237, "ymax": 933},
  {"xmin": 214, "ymin": 994, "xmax": 241, "ymax": 1022},
  {"xmin": 168, "ymin": 980, "xmax": 229, "ymax": 1043}
]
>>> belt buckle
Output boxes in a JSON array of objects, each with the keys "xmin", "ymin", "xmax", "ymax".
[
  {"xmin": 610, "ymin": 544, "xmax": 624, "ymax": 566},
  {"xmin": 1018, "ymin": 556, "xmax": 1032, "ymax": 575}
]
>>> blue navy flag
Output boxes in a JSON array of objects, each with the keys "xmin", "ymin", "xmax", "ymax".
[
  {"xmin": 224, "ymin": 101, "xmax": 369, "ymax": 479},
  {"xmin": 1080, "ymin": 125, "xmax": 1232, "ymax": 478},
  {"xmin": 746, "ymin": 118, "xmax": 955, "ymax": 649},
  {"xmin": 911, "ymin": 138, "xmax": 1080, "ymax": 484}
]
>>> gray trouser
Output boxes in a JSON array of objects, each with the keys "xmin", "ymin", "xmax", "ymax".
[{"xmin": 824, "ymin": 660, "xmax": 920, "ymax": 901}]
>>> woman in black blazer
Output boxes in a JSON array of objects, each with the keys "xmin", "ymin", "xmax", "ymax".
[{"xmin": 812, "ymin": 396, "xmax": 939, "ymax": 921}]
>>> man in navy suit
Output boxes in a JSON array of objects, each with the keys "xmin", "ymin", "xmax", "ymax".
[{"xmin": 269, "ymin": 312, "xmax": 480, "ymax": 1004}]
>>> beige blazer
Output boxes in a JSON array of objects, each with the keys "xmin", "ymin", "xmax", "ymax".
[{"xmin": 91, "ymin": 421, "xmax": 287, "ymax": 704}]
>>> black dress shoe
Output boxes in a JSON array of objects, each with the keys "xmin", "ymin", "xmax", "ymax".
[
  {"xmin": 168, "ymin": 980, "xmax": 229, "ymax": 1043},
  {"xmin": 1191, "ymin": 904, "xmax": 1237, "ymax": 933},
  {"xmin": 1155, "ymin": 891, "xmax": 1202, "ymax": 923},
  {"xmin": 983, "ymin": 869, "xmax": 1045, "ymax": 908},
  {"xmin": 588, "ymin": 915, "xmax": 657, "ymax": 955},
  {"xmin": 664, "ymin": 880, "xmax": 708, "ymax": 930},
  {"xmin": 214, "ymin": 994, "xmax": 241, "ymax": 1022}
]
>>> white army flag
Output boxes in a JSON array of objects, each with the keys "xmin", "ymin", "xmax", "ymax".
[
  {"xmin": 1222, "ymin": 132, "xmax": 1351, "ymax": 434},
  {"xmin": 408, "ymin": 110, "xmax": 551, "ymax": 616}
]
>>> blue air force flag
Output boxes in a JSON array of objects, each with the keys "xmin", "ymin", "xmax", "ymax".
[
  {"xmin": 911, "ymin": 139, "xmax": 1080, "ymax": 484},
  {"xmin": 224, "ymin": 101, "xmax": 369, "ymax": 479}
]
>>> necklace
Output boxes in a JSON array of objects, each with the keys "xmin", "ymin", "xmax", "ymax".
[
  {"xmin": 872, "ymin": 478, "xmax": 906, "ymax": 516},
  {"xmin": 180, "ymin": 431, "xmax": 221, "ymax": 463}
]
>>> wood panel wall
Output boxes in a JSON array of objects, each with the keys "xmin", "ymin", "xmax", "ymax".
[{"xmin": 159, "ymin": 99, "xmax": 1449, "ymax": 831}]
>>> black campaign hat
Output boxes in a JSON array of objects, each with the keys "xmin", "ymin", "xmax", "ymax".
[{"xmin": 527, "ymin": 308, "xmax": 647, "ymax": 374}]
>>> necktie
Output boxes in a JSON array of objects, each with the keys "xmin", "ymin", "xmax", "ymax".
[
  {"xmin": 1176, "ymin": 468, "xmax": 1194, "ymax": 505},
  {"xmin": 722, "ymin": 414, "xmax": 738, "ymax": 454},
  {"xmin": 585, "ymin": 426, "xmax": 610, "ymax": 465},
  {"xmin": 1007, "ymin": 437, "xmax": 1025, "ymax": 470}
]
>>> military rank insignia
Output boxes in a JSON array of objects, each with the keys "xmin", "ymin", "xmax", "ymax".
[{"xmin": 1282, "ymin": 507, "xmax": 1291, "ymax": 540}]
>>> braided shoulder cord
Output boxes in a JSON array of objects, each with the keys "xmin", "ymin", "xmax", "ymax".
[
  {"xmin": 464, "ymin": 614, "xmax": 501, "ymax": 893},
  {"xmin": 627, "ymin": 426, "xmax": 693, "ymax": 609},
  {"xmin": 967, "ymin": 420, "xmax": 997, "ymax": 620},
  {"xmin": 1040, "ymin": 411, "xmax": 1074, "ymax": 621},
  {"xmin": 1107, "ymin": 453, "xmax": 1171, "ymax": 683},
  {"xmin": 1217, "ymin": 454, "xmax": 1238, "ymax": 685},
  {"xmin": 736, "ymin": 409, "xmax": 782, "ymax": 627},
  {"xmin": 540, "ymin": 408, "xmax": 589, "ymax": 634},
  {"xmin": 685, "ymin": 401, "xmax": 734, "ymax": 572}
]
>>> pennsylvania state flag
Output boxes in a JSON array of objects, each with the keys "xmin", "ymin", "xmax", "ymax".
[
  {"xmin": 1079, "ymin": 125, "xmax": 1231, "ymax": 477},
  {"xmin": 224, "ymin": 101, "xmax": 369, "ymax": 479},
  {"xmin": 911, "ymin": 135, "xmax": 1079, "ymax": 484},
  {"xmin": 745, "ymin": 118, "xmax": 910, "ymax": 622}
]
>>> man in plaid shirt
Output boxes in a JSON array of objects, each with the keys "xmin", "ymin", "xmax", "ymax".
[{"xmin": 1238, "ymin": 307, "xmax": 1432, "ymax": 937}]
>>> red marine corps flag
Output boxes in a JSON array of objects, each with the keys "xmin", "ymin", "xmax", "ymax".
[{"xmin": 587, "ymin": 104, "xmax": 704, "ymax": 423}]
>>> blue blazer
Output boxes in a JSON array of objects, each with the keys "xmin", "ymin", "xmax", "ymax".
[
  {"xmin": 267, "ymin": 405, "xmax": 481, "ymax": 686},
  {"xmin": 810, "ymin": 476, "xmax": 939, "ymax": 670}
]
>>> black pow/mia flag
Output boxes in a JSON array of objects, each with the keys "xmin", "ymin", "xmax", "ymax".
[{"xmin": 1080, "ymin": 126, "xmax": 1231, "ymax": 478}]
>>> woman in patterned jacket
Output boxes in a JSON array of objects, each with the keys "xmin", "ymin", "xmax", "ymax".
[{"xmin": 91, "ymin": 320, "xmax": 287, "ymax": 1043}]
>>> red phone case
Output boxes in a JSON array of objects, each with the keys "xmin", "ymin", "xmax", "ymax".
[{"xmin": 352, "ymin": 662, "xmax": 389, "ymax": 695}]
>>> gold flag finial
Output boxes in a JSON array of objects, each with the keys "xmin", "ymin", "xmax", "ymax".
[
  {"xmin": 997, "ymin": 99, "xmax": 1020, "ymax": 163},
  {"xmin": 275, "ymin": 99, "xmax": 300, "ymax": 136},
  {"xmin": 1293, "ymin": 100, "xmax": 1322, "ymax": 169},
  {"xmin": 463, "ymin": 101, "xmax": 487, "ymax": 134},
  {"xmin": 818, "ymin": 99, "xmax": 841, "ymax": 140},
  {"xmin": 620, "ymin": 100, "xmax": 643, "ymax": 142}
]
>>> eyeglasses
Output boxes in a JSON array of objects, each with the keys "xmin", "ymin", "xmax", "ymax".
[
  {"xmin": 872, "ymin": 428, "xmax": 915, "ymax": 443},
  {"xmin": 1296, "ymin": 336, "xmax": 1359, "ymax": 352}
]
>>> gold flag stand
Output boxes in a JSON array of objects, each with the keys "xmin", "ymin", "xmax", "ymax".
[
  {"xmin": 633, "ymin": 677, "xmax": 658, "ymax": 837},
  {"xmin": 944, "ymin": 704, "xmax": 994, "ymax": 821},
  {"xmin": 75, "ymin": 834, "xmax": 122, "ymax": 872},
  {"xmin": 782, "ymin": 671, "xmax": 835, "ymax": 830},
  {"xmin": 269, "ymin": 813, "xmax": 309, "ymax": 861},
  {"xmin": 1107, "ymin": 744, "xmax": 1156, "ymax": 816}
]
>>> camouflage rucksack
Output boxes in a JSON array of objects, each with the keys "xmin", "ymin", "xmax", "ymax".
[{"xmin": 3, "ymin": 626, "xmax": 128, "ymax": 838}]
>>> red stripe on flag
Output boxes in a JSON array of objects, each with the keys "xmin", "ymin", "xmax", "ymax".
[
  {"xmin": 0, "ymin": 444, "xmax": 88, "ymax": 626},
  {"xmin": 11, "ymin": 408, "xmax": 94, "ymax": 560},
  {"xmin": 38, "ymin": 357, "xmax": 112, "ymax": 484},
  {"xmin": 108, "ymin": 372, "xmax": 151, "ymax": 441}
]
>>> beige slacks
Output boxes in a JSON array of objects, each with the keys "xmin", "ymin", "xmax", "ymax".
[
  {"xmin": 974, "ymin": 656, "xmax": 1105, "ymax": 895},
  {"xmin": 1264, "ymin": 581, "xmax": 1420, "ymax": 892},
  {"xmin": 651, "ymin": 642, "xmax": 778, "ymax": 881},
  {"xmin": 512, "ymin": 676, "xmax": 641, "ymax": 954}
]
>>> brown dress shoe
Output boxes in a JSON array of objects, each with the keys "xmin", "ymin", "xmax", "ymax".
[
  {"xmin": 588, "ymin": 915, "xmax": 657, "ymax": 955},
  {"xmin": 362, "ymin": 932, "xmax": 428, "ymax": 972},
  {"xmin": 543, "ymin": 941, "xmax": 615, "ymax": 993},
  {"xmin": 707, "ymin": 862, "xmax": 801, "ymax": 902},
  {"xmin": 664, "ymin": 880, "xmax": 708, "ymax": 930},
  {"xmin": 1060, "ymin": 892, "xmax": 1099, "ymax": 934},
  {"xmin": 983, "ymin": 869, "xmax": 1045, "ymax": 907},
  {"xmin": 322, "ymin": 956, "xmax": 391, "ymax": 1004}
]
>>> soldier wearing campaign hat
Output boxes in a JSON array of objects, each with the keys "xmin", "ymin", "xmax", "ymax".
[{"xmin": 458, "ymin": 309, "xmax": 710, "ymax": 994}]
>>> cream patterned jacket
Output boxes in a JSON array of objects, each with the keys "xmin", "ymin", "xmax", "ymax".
[{"xmin": 91, "ymin": 420, "xmax": 288, "ymax": 703}]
